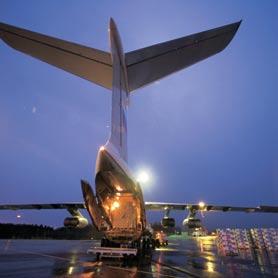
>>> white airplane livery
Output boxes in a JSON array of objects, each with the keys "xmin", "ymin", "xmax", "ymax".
[{"xmin": 0, "ymin": 18, "xmax": 277, "ymax": 248}]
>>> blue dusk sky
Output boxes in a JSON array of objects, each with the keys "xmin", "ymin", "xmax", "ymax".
[{"xmin": 0, "ymin": 1, "xmax": 277, "ymax": 229}]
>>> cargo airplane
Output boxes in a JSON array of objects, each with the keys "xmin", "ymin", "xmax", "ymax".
[{"xmin": 0, "ymin": 19, "xmax": 277, "ymax": 248}]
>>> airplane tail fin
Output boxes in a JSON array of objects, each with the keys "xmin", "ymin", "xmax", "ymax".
[
  {"xmin": 1, "ymin": 19, "xmax": 241, "ymax": 162},
  {"xmin": 106, "ymin": 18, "xmax": 129, "ymax": 161},
  {"xmin": 105, "ymin": 20, "xmax": 241, "ymax": 161},
  {"xmin": 0, "ymin": 20, "xmax": 241, "ymax": 94}
]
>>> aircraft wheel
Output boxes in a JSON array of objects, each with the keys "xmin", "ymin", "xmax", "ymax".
[{"xmin": 96, "ymin": 252, "xmax": 100, "ymax": 261}]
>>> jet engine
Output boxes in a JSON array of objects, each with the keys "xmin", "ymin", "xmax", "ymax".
[
  {"xmin": 64, "ymin": 217, "xmax": 88, "ymax": 228},
  {"xmin": 161, "ymin": 217, "xmax": 175, "ymax": 228}
]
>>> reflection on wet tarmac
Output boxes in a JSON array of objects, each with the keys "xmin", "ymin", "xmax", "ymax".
[{"xmin": 0, "ymin": 238, "xmax": 277, "ymax": 277}]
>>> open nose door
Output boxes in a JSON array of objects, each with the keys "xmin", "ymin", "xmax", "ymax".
[{"xmin": 81, "ymin": 180, "xmax": 110, "ymax": 231}]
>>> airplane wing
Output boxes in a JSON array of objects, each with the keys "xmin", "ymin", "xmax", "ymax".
[
  {"xmin": 0, "ymin": 22, "xmax": 112, "ymax": 89},
  {"xmin": 145, "ymin": 202, "xmax": 278, "ymax": 213},
  {"xmin": 126, "ymin": 21, "xmax": 241, "ymax": 92},
  {"xmin": 0, "ymin": 203, "xmax": 86, "ymax": 210},
  {"xmin": 1, "ymin": 202, "xmax": 277, "ymax": 213}
]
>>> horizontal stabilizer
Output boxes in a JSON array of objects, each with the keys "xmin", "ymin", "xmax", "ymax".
[
  {"xmin": 126, "ymin": 21, "xmax": 241, "ymax": 92},
  {"xmin": 0, "ymin": 22, "xmax": 112, "ymax": 89}
]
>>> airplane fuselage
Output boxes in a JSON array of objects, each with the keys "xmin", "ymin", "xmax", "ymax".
[{"xmin": 82, "ymin": 19, "xmax": 147, "ymax": 245}]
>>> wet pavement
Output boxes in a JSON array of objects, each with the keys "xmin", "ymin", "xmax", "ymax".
[{"xmin": 0, "ymin": 238, "xmax": 277, "ymax": 277}]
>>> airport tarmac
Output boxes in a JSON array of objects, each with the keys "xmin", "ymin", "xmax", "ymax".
[{"xmin": 0, "ymin": 238, "xmax": 277, "ymax": 277}]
